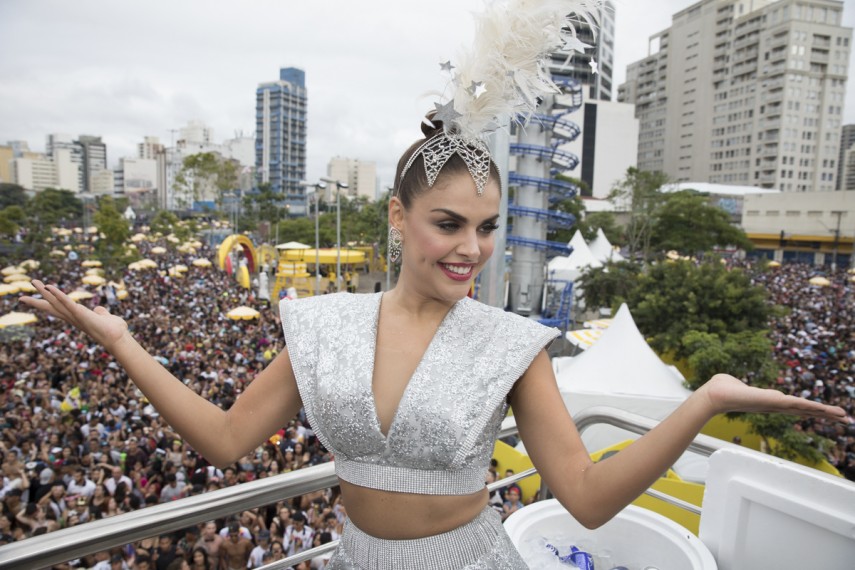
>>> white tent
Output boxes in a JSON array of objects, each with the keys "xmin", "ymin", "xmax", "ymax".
[
  {"xmin": 546, "ymin": 230, "xmax": 602, "ymax": 282},
  {"xmin": 548, "ymin": 303, "xmax": 708, "ymax": 481},
  {"xmin": 588, "ymin": 228, "xmax": 625, "ymax": 264}
]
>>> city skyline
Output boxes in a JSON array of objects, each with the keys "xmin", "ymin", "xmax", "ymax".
[{"xmin": 1, "ymin": 0, "xmax": 854, "ymax": 190}]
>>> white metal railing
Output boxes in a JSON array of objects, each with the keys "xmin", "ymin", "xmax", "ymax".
[{"xmin": 0, "ymin": 407, "xmax": 737, "ymax": 570}]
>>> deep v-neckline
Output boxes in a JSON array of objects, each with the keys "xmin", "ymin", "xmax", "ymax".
[{"xmin": 368, "ymin": 293, "xmax": 460, "ymax": 439}]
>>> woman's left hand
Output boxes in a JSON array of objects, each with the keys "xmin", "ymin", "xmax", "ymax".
[{"xmin": 699, "ymin": 373, "xmax": 849, "ymax": 421}]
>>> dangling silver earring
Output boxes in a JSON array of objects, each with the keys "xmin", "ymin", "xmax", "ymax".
[{"xmin": 388, "ymin": 227, "xmax": 403, "ymax": 263}]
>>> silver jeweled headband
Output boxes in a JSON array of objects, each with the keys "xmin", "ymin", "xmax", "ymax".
[{"xmin": 399, "ymin": 132, "xmax": 493, "ymax": 197}]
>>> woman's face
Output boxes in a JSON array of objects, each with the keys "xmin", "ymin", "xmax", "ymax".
[{"xmin": 392, "ymin": 172, "xmax": 500, "ymax": 303}]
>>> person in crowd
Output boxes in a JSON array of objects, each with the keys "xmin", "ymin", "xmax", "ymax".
[{"xmin": 218, "ymin": 521, "xmax": 253, "ymax": 570}]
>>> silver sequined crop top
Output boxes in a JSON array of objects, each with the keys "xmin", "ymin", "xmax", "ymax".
[{"xmin": 280, "ymin": 293, "xmax": 559, "ymax": 495}]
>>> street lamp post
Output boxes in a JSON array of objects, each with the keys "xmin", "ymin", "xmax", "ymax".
[
  {"xmin": 321, "ymin": 178, "xmax": 349, "ymax": 292},
  {"xmin": 299, "ymin": 181, "xmax": 327, "ymax": 295}
]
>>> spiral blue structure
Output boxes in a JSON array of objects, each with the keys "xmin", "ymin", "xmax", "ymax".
[{"xmin": 507, "ymin": 77, "xmax": 584, "ymax": 328}]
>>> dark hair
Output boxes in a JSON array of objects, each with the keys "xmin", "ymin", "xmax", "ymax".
[{"xmin": 393, "ymin": 114, "xmax": 500, "ymax": 209}]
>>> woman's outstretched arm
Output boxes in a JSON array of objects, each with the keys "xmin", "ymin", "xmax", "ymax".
[
  {"xmin": 510, "ymin": 350, "xmax": 848, "ymax": 530},
  {"xmin": 22, "ymin": 280, "xmax": 302, "ymax": 467}
]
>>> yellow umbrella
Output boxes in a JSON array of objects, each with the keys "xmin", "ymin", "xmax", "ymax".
[
  {"xmin": 20, "ymin": 259, "xmax": 40, "ymax": 270},
  {"xmin": 129, "ymin": 259, "xmax": 158, "ymax": 271},
  {"xmin": 172, "ymin": 264, "xmax": 189, "ymax": 272},
  {"xmin": 166, "ymin": 235, "xmax": 180, "ymax": 243},
  {"xmin": 767, "ymin": 261, "xmax": 781, "ymax": 268},
  {"xmin": 1, "ymin": 266, "xmax": 22, "ymax": 276},
  {"xmin": 85, "ymin": 268, "xmax": 105, "ymax": 276},
  {"xmin": 151, "ymin": 246, "xmax": 167, "ymax": 254},
  {"xmin": 582, "ymin": 318, "xmax": 613, "ymax": 330},
  {"xmin": 808, "ymin": 276, "xmax": 831, "ymax": 287},
  {"xmin": 82, "ymin": 275, "xmax": 106, "ymax": 286},
  {"xmin": 189, "ymin": 240, "xmax": 203, "ymax": 248},
  {"xmin": 167, "ymin": 267, "xmax": 185, "ymax": 278},
  {"xmin": 131, "ymin": 233, "xmax": 147, "ymax": 242},
  {"xmin": 848, "ymin": 268, "xmax": 855, "ymax": 274},
  {"xmin": 0, "ymin": 311, "xmax": 38, "ymax": 328},
  {"xmin": 192, "ymin": 258, "xmax": 212, "ymax": 268},
  {"xmin": 82, "ymin": 260, "xmax": 103, "ymax": 268},
  {"xmin": 68, "ymin": 290, "xmax": 95, "ymax": 302},
  {"xmin": 4, "ymin": 274, "xmax": 29, "ymax": 283},
  {"xmin": 116, "ymin": 289, "xmax": 129, "ymax": 300},
  {"xmin": 226, "ymin": 306, "xmax": 261, "ymax": 320},
  {"xmin": 0, "ymin": 284, "xmax": 20, "ymax": 296},
  {"xmin": 15, "ymin": 281, "xmax": 37, "ymax": 293},
  {"xmin": 50, "ymin": 249, "xmax": 66, "ymax": 257},
  {"xmin": 565, "ymin": 328, "xmax": 604, "ymax": 350}
]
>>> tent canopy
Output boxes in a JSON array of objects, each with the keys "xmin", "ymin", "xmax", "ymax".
[
  {"xmin": 588, "ymin": 228, "xmax": 625, "ymax": 264},
  {"xmin": 547, "ymin": 230, "xmax": 601, "ymax": 282}
]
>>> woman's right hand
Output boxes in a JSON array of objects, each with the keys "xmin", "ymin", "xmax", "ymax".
[{"xmin": 21, "ymin": 280, "xmax": 129, "ymax": 350}]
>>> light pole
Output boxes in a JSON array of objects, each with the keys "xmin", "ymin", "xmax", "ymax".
[
  {"xmin": 321, "ymin": 178, "xmax": 349, "ymax": 292},
  {"xmin": 299, "ymin": 181, "xmax": 327, "ymax": 295}
]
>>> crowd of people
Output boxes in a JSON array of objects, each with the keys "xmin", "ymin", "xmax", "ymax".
[
  {"xmin": 748, "ymin": 260, "xmax": 855, "ymax": 480},
  {"xmin": 0, "ymin": 234, "xmax": 852, "ymax": 568}
]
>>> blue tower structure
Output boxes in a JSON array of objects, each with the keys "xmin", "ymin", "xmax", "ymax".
[
  {"xmin": 255, "ymin": 67, "xmax": 308, "ymax": 213},
  {"xmin": 507, "ymin": 77, "xmax": 584, "ymax": 327}
]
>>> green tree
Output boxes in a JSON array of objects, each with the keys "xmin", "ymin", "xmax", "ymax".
[
  {"xmin": 682, "ymin": 330, "xmax": 778, "ymax": 390},
  {"xmin": 2, "ymin": 205, "xmax": 26, "ymax": 224},
  {"xmin": 576, "ymin": 261, "xmax": 642, "ymax": 312},
  {"xmin": 150, "ymin": 210, "xmax": 180, "ymax": 236},
  {"xmin": 29, "ymin": 188, "xmax": 83, "ymax": 226},
  {"xmin": 625, "ymin": 260, "xmax": 771, "ymax": 360},
  {"xmin": 0, "ymin": 183, "xmax": 29, "ymax": 209},
  {"xmin": 173, "ymin": 153, "xmax": 239, "ymax": 210},
  {"xmin": 650, "ymin": 191, "xmax": 753, "ymax": 255},
  {"xmin": 584, "ymin": 211, "xmax": 621, "ymax": 246},
  {"xmin": 741, "ymin": 412, "xmax": 831, "ymax": 463},
  {"xmin": 242, "ymin": 183, "xmax": 282, "ymax": 228},
  {"xmin": 608, "ymin": 168, "xmax": 669, "ymax": 261},
  {"xmin": 0, "ymin": 212, "xmax": 18, "ymax": 237},
  {"xmin": 93, "ymin": 196, "xmax": 132, "ymax": 276}
]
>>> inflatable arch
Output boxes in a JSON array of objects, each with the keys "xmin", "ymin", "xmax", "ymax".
[{"xmin": 217, "ymin": 234, "xmax": 257, "ymax": 276}]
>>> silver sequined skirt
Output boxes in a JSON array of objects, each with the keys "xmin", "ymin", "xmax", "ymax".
[{"xmin": 326, "ymin": 505, "xmax": 528, "ymax": 569}]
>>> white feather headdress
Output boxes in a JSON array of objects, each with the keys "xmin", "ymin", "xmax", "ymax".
[
  {"xmin": 402, "ymin": 0, "xmax": 602, "ymax": 196},
  {"xmin": 433, "ymin": 0, "xmax": 602, "ymax": 140}
]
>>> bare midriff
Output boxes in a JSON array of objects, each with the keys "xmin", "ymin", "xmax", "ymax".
[{"xmin": 339, "ymin": 479, "xmax": 488, "ymax": 539}]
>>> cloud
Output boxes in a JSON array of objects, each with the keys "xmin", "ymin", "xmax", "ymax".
[{"xmin": 2, "ymin": 0, "xmax": 854, "ymax": 192}]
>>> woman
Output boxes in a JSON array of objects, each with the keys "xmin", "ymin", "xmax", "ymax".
[
  {"xmin": 292, "ymin": 441, "xmax": 311, "ymax": 469},
  {"xmin": 189, "ymin": 546, "xmax": 213, "ymax": 570},
  {"xmin": 23, "ymin": 117, "xmax": 846, "ymax": 568}
]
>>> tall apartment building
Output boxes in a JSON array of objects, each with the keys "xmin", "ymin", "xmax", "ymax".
[
  {"xmin": 46, "ymin": 134, "xmax": 83, "ymax": 191},
  {"xmin": 11, "ymin": 148, "xmax": 80, "ymax": 193},
  {"xmin": 256, "ymin": 67, "xmax": 308, "ymax": 212},
  {"xmin": 549, "ymin": 0, "xmax": 615, "ymax": 101},
  {"xmin": 138, "ymin": 136, "xmax": 164, "ymax": 160},
  {"xmin": 327, "ymin": 157, "xmax": 378, "ymax": 202},
  {"xmin": 838, "ymin": 124, "xmax": 855, "ymax": 190},
  {"xmin": 77, "ymin": 135, "xmax": 107, "ymax": 194},
  {"xmin": 618, "ymin": 0, "xmax": 851, "ymax": 192},
  {"xmin": 0, "ymin": 145, "xmax": 13, "ymax": 183}
]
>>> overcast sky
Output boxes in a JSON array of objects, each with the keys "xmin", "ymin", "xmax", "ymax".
[{"xmin": 1, "ymin": 0, "xmax": 853, "ymax": 189}]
